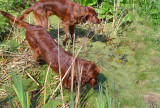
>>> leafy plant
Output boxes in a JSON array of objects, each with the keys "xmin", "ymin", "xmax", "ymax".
[
  {"xmin": 96, "ymin": 83, "xmax": 113, "ymax": 108},
  {"xmin": 73, "ymin": 0, "xmax": 97, "ymax": 6},
  {"xmin": 11, "ymin": 0, "xmax": 31, "ymax": 9},
  {"xmin": 0, "ymin": 0, "xmax": 31, "ymax": 41},
  {"xmin": 10, "ymin": 68, "xmax": 30, "ymax": 108},
  {"xmin": 95, "ymin": 0, "xmax": 113, "ymax": 19},
  {"xmin": 137, "ymin": 0, "xmax": 160, "ymax": 25},
  {"xmin": 0, "ymin": 0, "xmax": 12, "ymax": 40}
]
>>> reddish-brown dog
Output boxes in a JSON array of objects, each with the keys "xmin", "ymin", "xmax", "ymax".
[
  {"xmin": 1, "ymin": 10, "xmax": 100, "ymax": 89},
  {"xmin": 19, "ymin": 0, "xmax": 101, "ymax": 45}
]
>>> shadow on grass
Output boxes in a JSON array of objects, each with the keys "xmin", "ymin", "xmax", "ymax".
[
  {"xmin": 0, "ymin": 29, "xmax": 10, "ymax": 42},
  {"xmin": 0, "ymin": 97, "xmax": 12, "ymax": 107},
  {"xmin": 30, "ymin": 89, "xmax": 42, "ymax": 108},
  {"xmin": 48, "ymin": 27, "xmax": 106, "ymax": 43}
]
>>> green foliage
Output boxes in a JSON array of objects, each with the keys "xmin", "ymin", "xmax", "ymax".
[
  {"xmin": 0, "ymin": 0, "xmax": 31, "ymax": 40},
  {"xmin": 124, "ymin": 13, "xmax": 134, "ymax": 22},
  {"xmin": 73, "ymin": 0, "xmax": 97, "ymax": 6},
  {"xmin": 95, "ymin": 1, "xmax": 112, "ymax": 19},
  {"xmin": 10, "ymin": 68, "xmax": 30, "ymax": 108},
  {"xmin": 81, "ymin": 0, "xmax": 97, "ymax": 6},
  {"xmin": 78, "ymin": 0, "xmax": 160, "ymax": 26},
  {"xmin": 93, "ymin": 0, "xmax": 112, "ymax": 19},
  {"xmin": 0, "ymin": 0, "xmax": 11, "ymax": 40},
  {"xmin": 79, "ymin": 0, "xmax": 135, "ymax": 26},
  {"xmin": 11, "ymin": 0, "xmax": 31, "ymax": 9},
  {"xmin": 137, "ymin": 0, "xmax": 160, "ymax": 25}
]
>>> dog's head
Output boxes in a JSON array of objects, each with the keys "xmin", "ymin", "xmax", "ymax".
[
  {"xmin": 86, "ymin": 6, "xmax": 101, "ymax": 24},
  {"xmin": 88, "ymin": 63, "xmax": 100, "ymax": 87},
  {"xmin": 81, "ymin": 62, "xmax": 100, "ymax": 88}
]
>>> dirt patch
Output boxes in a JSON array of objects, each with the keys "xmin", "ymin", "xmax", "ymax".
[
  {"xmin": 130, "ymin": 42, "xmax": 145, "ymax": 51},
  {"xmin": 143, "ymin": 93, "xmax": 160, "ymax": 108},
  {"xmin": 150, "ymin": 57, "xmax": 160, "ymax": 65}
]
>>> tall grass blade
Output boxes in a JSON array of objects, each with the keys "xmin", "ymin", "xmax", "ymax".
[
  {"xmin": 100, "ymin": 83, "xmax": 104, "ymax": 108},
  {"xmin": 96, "ymin": 98, "xmax": 99, "ymax": 108},
  {"xmin": 70, "ymin": 93, "xmax": 74, "ymax": 108},
  {"xmin": 96, "ymin": 83, "xmax": 105, "ymax": 108},
  {"xmin": 7, "ymin": 93, "xmax": 14, "ymax": 108},
  {"xmin": 106, "ymin": 87, "xmax": 112, "ymax": 108},
  {"xmin": 49, "ymin": 101, "xmax": 53, "ymax": 108},
  {"xmin": 26, "ymin": 92, "xmax": 30, "ymax": 108}
]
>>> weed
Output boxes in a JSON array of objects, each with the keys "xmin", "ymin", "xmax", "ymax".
[{"xmin": 10, "ymin": 67, "xmax": 30, "ymax": 108}]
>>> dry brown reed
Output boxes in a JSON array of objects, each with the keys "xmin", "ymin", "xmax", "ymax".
[
  {"xmin": 57, "ymin": 22, "xmax": 65, "ymax": 106},
  {"xmin": 44, "ymin": 62, "xmax": 51, "ymax": 104}
]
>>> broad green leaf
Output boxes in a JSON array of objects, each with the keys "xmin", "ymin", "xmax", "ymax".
[
  {"xmin": 102, "ymin": 2, "xmax": 109, "ymax": 11},
  {"xmin": 124, "ymin": 13, "xmax": 134, "ymax": 22}
]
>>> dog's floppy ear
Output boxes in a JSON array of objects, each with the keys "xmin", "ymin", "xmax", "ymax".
[
  {"xmin": 80, "ymin": 62, "xmax": 91, "ymax": 86},
  {"xmin": 86, "ymin": 6, "xmax": 96, "ymax": 15},
  {"xmin": 83, "ymin": 63, "xmax": 97, "ymax": 81},
  {"xmin": 88, "ymin": 63, "xmax": 100, "ymax": 87},
  {"xmin": 77, "ymin": 7, "xmax": 90, "ymax": 23},
  {"xmin": 86, "ymin": 6, "xmax": 95, "ymax": 11}
]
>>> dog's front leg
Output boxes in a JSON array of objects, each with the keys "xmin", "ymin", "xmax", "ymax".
[
  {"xmin": 62, "ymin": 23, "xmax": 71, "ymax": 46},
  {"xmin": 69, "ymin": 25, "xmax": 76, "ymax": 45}
]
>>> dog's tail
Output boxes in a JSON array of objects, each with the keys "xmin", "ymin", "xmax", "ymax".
[
  {"xmin": 19, "ymin": 5, "xmax": 34, "ymax": 20},
  {"xmin": 0, "ymin": 10, "xmax": 28, "ymax": 29}
]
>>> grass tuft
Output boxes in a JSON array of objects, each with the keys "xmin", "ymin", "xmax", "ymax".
[{"xmin": 10, "ymin": 67, "xmax": 30, "ymax": 108}]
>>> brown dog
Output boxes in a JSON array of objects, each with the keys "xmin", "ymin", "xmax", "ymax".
[
  {"xmin": 1, "ymin": 10, "xmax": 100, "ymax": 89},
  {"xmin": 19, "ymin": 0, "xmax": 101, "ymax": 45}
]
